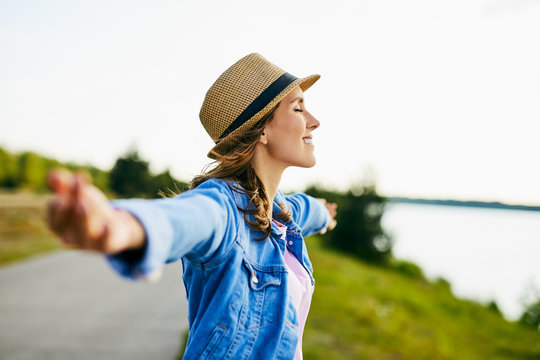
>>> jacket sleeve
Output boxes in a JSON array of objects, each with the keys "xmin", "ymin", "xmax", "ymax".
[
  {"xmin": 106, "ymin": 180, "xmax": 239, "ymax": 280},
  {"xmin": 283, "ymin": 192, "xmax": 331, "ymax": 238}
]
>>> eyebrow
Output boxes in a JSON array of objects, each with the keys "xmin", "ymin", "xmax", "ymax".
[{"xmin": 290, "ymin": 96, "xmax": 304, "ymax": 104}]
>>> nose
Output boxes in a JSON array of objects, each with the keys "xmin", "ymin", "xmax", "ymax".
[{"xmin": 306, "ymin": 111, "xmax": 320, "ymax": 130}]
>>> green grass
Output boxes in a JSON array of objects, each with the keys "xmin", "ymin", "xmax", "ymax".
[
  {"xmin": 304, "ymin": 236, "xmax": 540, "ymax": 359},
  {"xmin": 0, "ymin": 192, "xmax": 62, "ymax": 266}
]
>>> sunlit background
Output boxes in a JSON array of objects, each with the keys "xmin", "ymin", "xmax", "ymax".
[{"xmin": 1, "ymin": 0, "xmax": 540, "ymax": 342}]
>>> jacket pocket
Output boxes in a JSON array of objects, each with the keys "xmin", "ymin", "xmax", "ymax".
[
  {"xmin": 200, "ymin": 323, "xmax": 227, "ymax": 360},
  {"xmin": 242, "ymin": 258, "xmax": 284, "ymax": 329}
]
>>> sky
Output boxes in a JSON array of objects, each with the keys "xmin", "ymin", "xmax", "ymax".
[{"xmin": 1, "ymin": 0, "xmax": 540, "ymax": 205}]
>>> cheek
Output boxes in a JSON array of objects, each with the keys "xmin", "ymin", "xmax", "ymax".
[
  {"xmin": 282, "ymin": 123, "xmax": 304, "ymax": 149},
  {"xmin": 266, "ymin": 115, "xmax": 306, "ymax": 152},
  {"xmin": 284, "ymin": 116, "xmax": 305, "ymax": 137}
]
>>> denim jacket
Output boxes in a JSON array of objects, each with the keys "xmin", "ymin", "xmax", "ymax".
[{"xmin": 107, "ymin": 178, "xmax": 330, "ymax": 359}]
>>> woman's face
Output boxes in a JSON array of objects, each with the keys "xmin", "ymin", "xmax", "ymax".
[{"xmin": 261, "ymin": 86, "xmax": 320, "ymax": 168}]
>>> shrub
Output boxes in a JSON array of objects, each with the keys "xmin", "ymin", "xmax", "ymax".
[
  {"xmin": 520, "ymin": 299, "xmax": 540, "ymax": 330},
  {"xmin": 390, "ymin": 259, "xmax": 425, "ymax": 280},
  {"xmin": 305, "ymin": 183, "xmax": 392, "ymax": 264}
]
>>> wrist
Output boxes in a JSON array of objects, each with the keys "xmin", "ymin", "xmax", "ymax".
[{"xmin": 113, "ymin": 208, "xmax": 146, "ymax": 252}]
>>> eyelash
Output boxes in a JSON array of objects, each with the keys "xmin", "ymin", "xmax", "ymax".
[{"xmin": 295, "ymin": 109, "xmax": 303, "ymax": 112}]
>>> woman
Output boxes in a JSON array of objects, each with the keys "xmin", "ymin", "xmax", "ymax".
[{"xmin": 47, "ymin": 53, "xmax": 337, "ymax": 359}]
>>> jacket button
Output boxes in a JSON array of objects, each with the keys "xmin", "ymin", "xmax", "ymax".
[{"xmin": 252, "ymin": 272, "xmax": 259, "ymax": 284}]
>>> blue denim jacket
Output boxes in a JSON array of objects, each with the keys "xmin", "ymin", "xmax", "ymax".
[{"xmin": 107, "ymin": 178, "xmax": 330, "ymax": 359}]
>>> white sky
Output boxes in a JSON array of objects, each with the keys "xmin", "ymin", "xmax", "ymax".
[{"xmin": 2, "ymin": 0, "xmax": 540, "ymax": 204}]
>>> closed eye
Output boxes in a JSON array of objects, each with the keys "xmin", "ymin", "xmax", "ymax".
[{"xmin": 294, "ymin": 109, "xmax": 304, "ymax": 112}]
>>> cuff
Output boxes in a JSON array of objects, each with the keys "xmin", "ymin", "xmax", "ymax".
[{"xmin": 106, "ymin": 199, "xmax": 173, "ymax": 281}]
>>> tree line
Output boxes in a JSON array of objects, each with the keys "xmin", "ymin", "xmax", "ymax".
[
  {"xmin": 0, "ymin": 146, "xmax": 390, "ymax": 264},
  {"xmin": 1, "ymin": 145, "xmax": 538, "ymax": 329},
  {"xmin": 0, "ymin": 146, "xmax": 186, "ymax": 198}
]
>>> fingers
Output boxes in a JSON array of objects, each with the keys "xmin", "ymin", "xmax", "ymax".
[
  {"xmin": 45, "ymin": 168, "xmax": 143, "ymax": 254},
  {"xmin": 328, "ymin": 218, "xmax": 337, "ymax": 231},
  {"xmin": 47, "ymin": 168, "xmax": 75, "ymax": 195},
  {"xmin": 317, "ymin": 198, "xmax": 337, "ymax": 233},
  {"xmin": 326, "ymin": 202, "xmax": 337, "ymax": 218},
  {"xmin": 46, "ymin": 196, "xmax": 70, "ymax": 234},
  {"xmin": 46, "ymin": 168, "xmax": 107, "ymax": 250},
  {"xmin": 75, "ymin": 192, "xmax": 109, "ymax": 250},
  {"xmin": 46, "ymin": 169, "xmax": 77, "ymax": 235},
  {"xmin": 327, "ymin": 202, "xmax": 337, "ymax": 230}
]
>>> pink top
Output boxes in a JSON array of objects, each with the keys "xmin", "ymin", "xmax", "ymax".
[{"xmin": 273, "ymin": 220, "xmax": 314, "ymax": 360}]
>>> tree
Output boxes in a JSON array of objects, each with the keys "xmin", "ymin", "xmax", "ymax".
[
  {"xmin": 520, "ymin": 299, "xmax": 540, "ymax": 330},
  {"xmin": 305, "ymin": 182, "xmax": 392, "ymax": 264},
  {"xmin": 0, "ymin": 147, "xmax": 18, "ymax": 188},
  {"xmin": 109, "ymin": 150, "xmax": 152, "ymax": 197},
  {"xmin": 109, "ymin": 150, "xmax": 187, "ymax": 198},
  {"xmin": 17, "ymin": 151, "xmax": 47, "ymax": 191},
  {"xmin": 520, "ymin": 283, "xmax": 540, "ymax": 330},
  {"xmin": 150, "ymin": 170, "xmax": 188, "ymax": 198}
]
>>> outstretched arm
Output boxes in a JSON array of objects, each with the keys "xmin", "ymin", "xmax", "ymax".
[
  {"xmin": 284, "ymin": 192, "xmax": 337, "ymax": 237},
  {"xmin": 46, "ymin": 169, "xmax": 146, "ymax": 254},
  {"xmin": 47, "ymin": 170, "xmax": 238, "ymax": 280}
]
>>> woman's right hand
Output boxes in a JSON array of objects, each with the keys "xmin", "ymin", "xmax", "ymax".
[{"xmin": 46, "ymin": 169, "xmax": 146, "ymax": 254}]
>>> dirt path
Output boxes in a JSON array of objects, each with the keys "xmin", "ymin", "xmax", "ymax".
[{"xmin": 0, "ymin": 251, "xmax": 188, "ymax": 360}]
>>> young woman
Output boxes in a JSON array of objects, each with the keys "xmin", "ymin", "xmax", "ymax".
[{"xmin": 47, "ymin": 53, "xmax": 337, "ymax": 359}]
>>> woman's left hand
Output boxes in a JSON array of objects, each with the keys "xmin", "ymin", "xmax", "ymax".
[{"xmin": 318, "ymin": 199, "xmax": 337, "ymax": 233}]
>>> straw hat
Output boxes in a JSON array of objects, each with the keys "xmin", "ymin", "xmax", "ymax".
[{"xmin": 200, "ymin": 53, "xmax": 320, "ymax": 159}]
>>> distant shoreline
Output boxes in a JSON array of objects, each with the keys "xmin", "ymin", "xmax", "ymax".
[{"xmin": 387, "ymin": 197, "xmax": 540, "ymax": 212}]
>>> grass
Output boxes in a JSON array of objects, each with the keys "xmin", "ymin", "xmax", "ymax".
[
  {"xmin": 304, "ymin": 236, "xmax": 540, "ymax": 359},
  {"xmin": 0, "ymin": 192, "xmax": 62, "ymax": 266}
]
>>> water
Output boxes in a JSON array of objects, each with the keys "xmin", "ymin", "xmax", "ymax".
[{"xmin": 382, "ymin": 202, "xmax": 540, "ymax": 320}]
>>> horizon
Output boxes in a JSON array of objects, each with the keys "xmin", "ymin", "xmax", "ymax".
[{"xmin": 3, "ymin": 143, "xmax": 540, "ymax": 208}]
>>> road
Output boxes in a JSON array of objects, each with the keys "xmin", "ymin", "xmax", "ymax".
[{"xmin": 0, "ymin": 251, "xmax": 188, "ymax": 360}]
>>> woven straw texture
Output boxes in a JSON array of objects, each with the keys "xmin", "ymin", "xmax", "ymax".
[{"xmin": 199, "ymin": 53, "xmax": 320, "ymax": 158}]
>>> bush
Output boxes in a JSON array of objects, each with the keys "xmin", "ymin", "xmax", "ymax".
[
  {"xmin": 109, "ymin": 150, "xmax": 152, "ymax": 197},
  {"xmin": 305, "ymin": 183, "xmax": 392, "ymax": 264},
  {"xmin": 520, "ymin": 299, "xmax": 540, "ymax": 330},
  {"xmin": 109, "ymin": 150, "xmax": 187, "ymax": 198},
  {"xmin": 390, "ymin": 259, "xmax": 425, "ymax": 280},
  {"xmin": 486, "ymin": 300, "xmax": 502, "ymax": 316}
]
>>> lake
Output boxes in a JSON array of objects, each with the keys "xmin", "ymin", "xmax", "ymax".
[{"xmin": 381, "ymin": 202, "xmax": 540, "ymax": 320}]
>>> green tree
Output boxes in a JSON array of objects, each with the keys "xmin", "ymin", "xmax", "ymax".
[
  {"xmin": 109, "ymin": 150, "xmax": 152, "ymax": 197},
  {"xmin": 151, "ymin": 170, "xmax": 187, "ymax": 198},
  {"xmin": 86, "ymin": 166, "xmax": 110, "ymax": 193},
  {"xmin": 17, "ymin": 151, "xmax": 47, "ymax": 191},
  {"xmin": 305, "ymin": 183, "xmax": 392, "ymax": 264},
  {"xmin": 521, "ymin": 298, "xmax": 540, "ymax": 330},
  {"xmin": 0, "ymin": 147, "xmax": 19, "ymax": 188}
]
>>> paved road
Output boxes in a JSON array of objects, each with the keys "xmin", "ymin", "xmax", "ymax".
[{"xmin": 0, "ymin": 251, "xmax": 188, "ymax": 360}]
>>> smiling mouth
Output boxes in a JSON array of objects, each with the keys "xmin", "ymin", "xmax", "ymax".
[{"xmin": 302, "ymin": 138, "xmax": 313, "ymax": 145}]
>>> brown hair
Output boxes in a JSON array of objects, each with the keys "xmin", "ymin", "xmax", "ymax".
[{"xmin": 190, "ymin": 104, "xmax": 291, "ymax": 240}]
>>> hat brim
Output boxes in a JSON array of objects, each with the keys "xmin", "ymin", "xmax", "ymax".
[{"xmin": 207, "ymin": 73, "xmax": 320, "ymax": 159}]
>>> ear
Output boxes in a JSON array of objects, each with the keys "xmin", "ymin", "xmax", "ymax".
[{"xmin": 259, "ymin": 130, "xmax": 268, "ymax": 145}]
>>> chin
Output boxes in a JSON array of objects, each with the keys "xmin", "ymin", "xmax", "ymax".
[{"xmin": 299, "ymin": 157, "xmax": 316, "ymax": 168}]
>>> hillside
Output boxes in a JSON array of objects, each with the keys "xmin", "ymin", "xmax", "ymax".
[{"xmin": 304, "ymin": 236, "xmax": 540, "ymax": 359}]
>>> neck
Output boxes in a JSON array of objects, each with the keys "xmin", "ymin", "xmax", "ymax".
[{"xmin": 250, "ymin": 149, "xmax": 286, "ymax": 218}]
